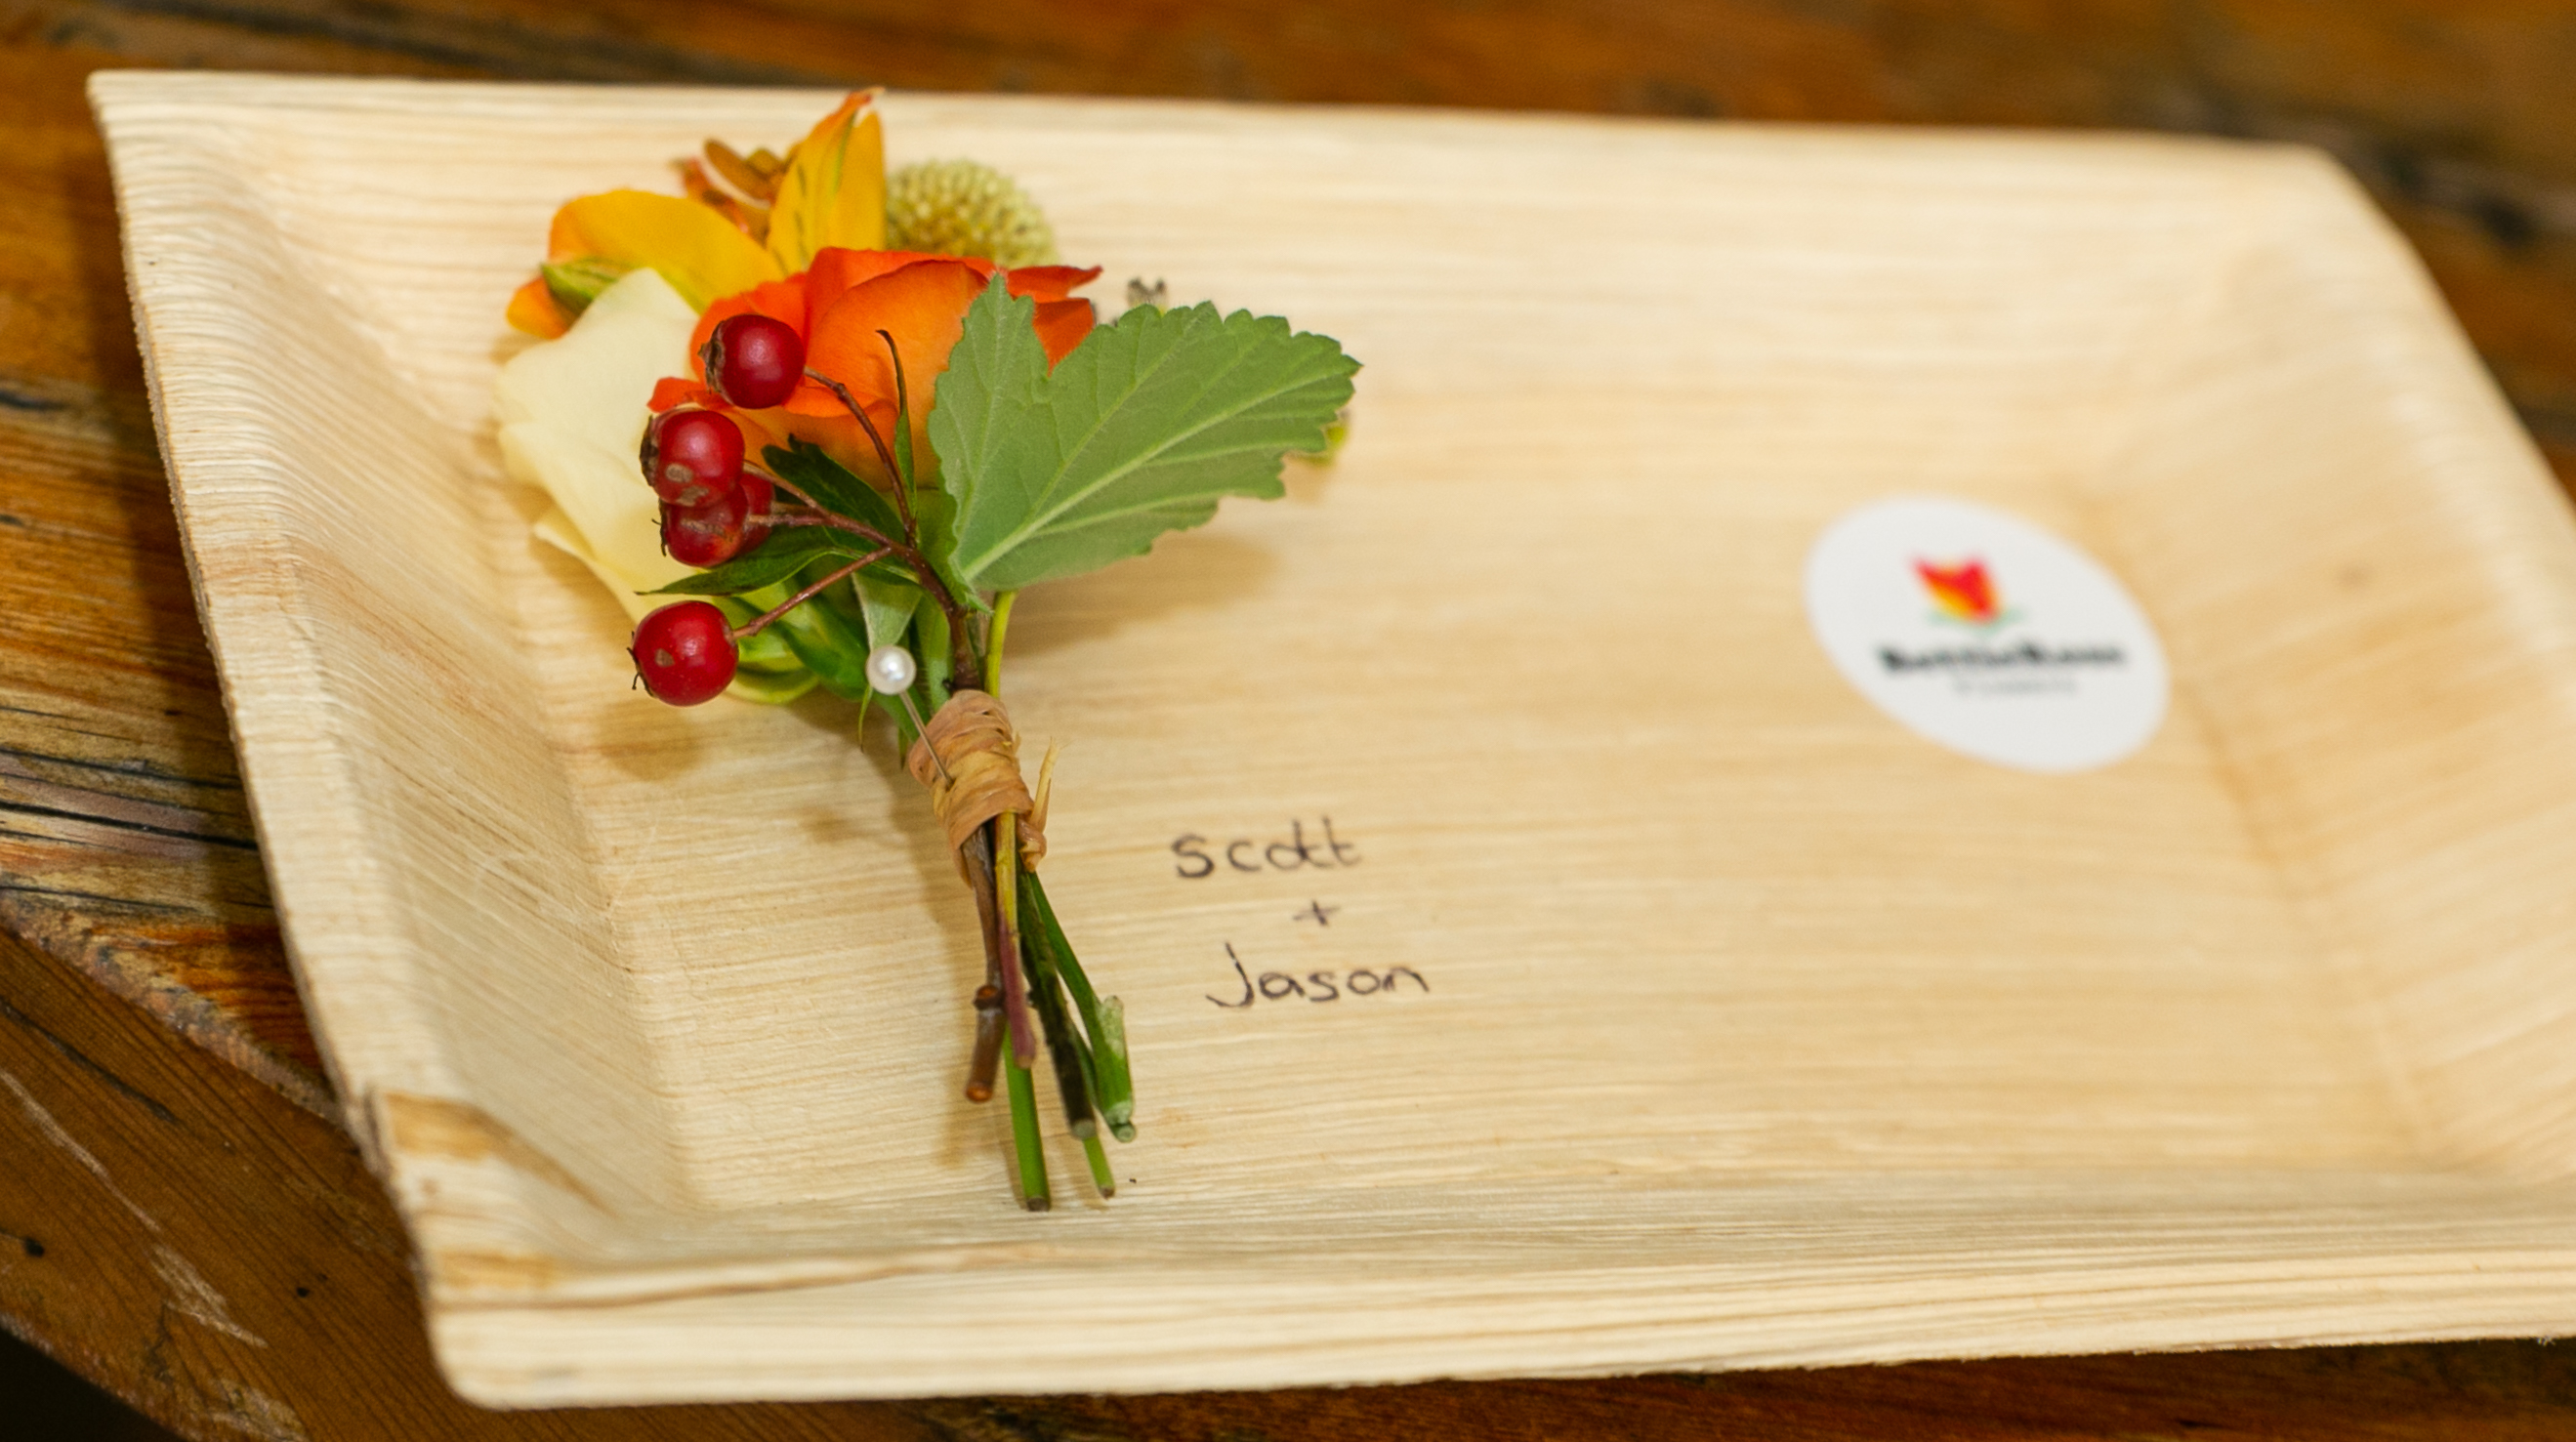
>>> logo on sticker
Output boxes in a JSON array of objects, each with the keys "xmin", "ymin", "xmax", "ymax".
[
  {"xmin": 1805, "ymin": 500, "xmax": 2168, "ymax": 774},
  {"xmin": 1915, "ymin": 558, "xmax": 2015, "ymax": 630}
]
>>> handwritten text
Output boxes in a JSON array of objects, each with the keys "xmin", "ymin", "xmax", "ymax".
[
  {"xmin": 1172, "ymin": 818, "xmax": 1358, "ymax": 880},
  {"xmin": 1205, "ymin": 943, "xmax": 1427, "ymax": 1009}
]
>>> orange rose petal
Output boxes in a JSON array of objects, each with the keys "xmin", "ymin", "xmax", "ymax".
[
  {"xmin": 1006, "ymin": 265, "xmax": 1103, "ymax": 304},
  {"xmin": 808, "ymin": 247, "xmax": 993, "ymax": 313},
  {"xmin": 765, "ymin": 255, "xmax": 1107, "ymax": 480},
  {"xmin": 730, "ymin": 408, "xmax": 806, "ymax": 463},
  {"xmin": 1031, "ymin": 298, "xmax": 1098, "ymax": 364},
  {"xmin": 649, "ymin": 378, "xmax": 718, "ymax": 413},
  {"xmin": 686, "ymin": 275, "xmax": 811, "ymax": 363},
  {"xmin": 780, "ymin": 379, "xmax": 850, "ymax": 418},
  {"xmin": 809, "ymin": 259, "xmax": 989, "ymax": 425}
]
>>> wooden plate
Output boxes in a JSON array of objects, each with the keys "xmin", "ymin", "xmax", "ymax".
[{"xmin": 91, "ymin": 71, "xmax": 2576, "ymax": 1407}]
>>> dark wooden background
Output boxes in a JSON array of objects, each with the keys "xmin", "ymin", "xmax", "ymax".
[{"xmin": 6, "ymin": 2, "xmax": 2576, "ymax": 1437}]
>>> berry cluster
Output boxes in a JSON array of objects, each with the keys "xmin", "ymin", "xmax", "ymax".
[
  {"xmin": 631, "ymin": 314, "xmax": 820, "ymax": 707},
  {"xmin": 644, "ymin": 409, "xmax": 774, "ymax": 567}
]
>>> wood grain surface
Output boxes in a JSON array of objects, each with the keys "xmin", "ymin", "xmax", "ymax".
[{"xmin": 8, "ymin": 2, "xmax": 2576, "ymax": 1436}]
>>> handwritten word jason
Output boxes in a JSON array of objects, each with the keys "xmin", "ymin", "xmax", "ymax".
[
  {"xmin": 1206, "ymin": 943, "xmax": 1426, "ymax": 1009},
  {"xmin": 1172, "ymin": 818, "xmax": 1358, "ymax": 880}
]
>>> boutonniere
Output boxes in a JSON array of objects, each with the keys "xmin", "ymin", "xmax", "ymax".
[{"xmin": 495, "ymin": 91, "xmax": 1357, "ymax": 1209}]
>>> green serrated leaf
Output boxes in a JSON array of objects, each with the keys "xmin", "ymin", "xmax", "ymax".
[{"xmin": 929, "ymin": 274, "xmax": 1358, "ymax": 594}]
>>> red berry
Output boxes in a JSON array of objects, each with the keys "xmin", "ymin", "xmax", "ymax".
[
  {"xmin": 640, "ymin": 408, "xmax": 743, "ymax": 507},
  {"xmin": 631, "ymin": 601, "xmax": 737, "ymax": 705},
  {"xmin": 660, "ymin": 470, "xmax": 772, "ymax": 569},
  {"xmin": 700, "ymin": 314, "xmax": 805, "ymax": 409},
  {"xmin": 662, "ymin": 495, "xmax": 743, "ymax": 568}
]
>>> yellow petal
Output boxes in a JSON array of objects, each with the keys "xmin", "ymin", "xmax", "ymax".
[
  {"xmin": 547, "ymin": 189, "xmax": 778, "ymax": 311},
  {"xmin": 766, "ymin": 89, "xmax": 887, "ymax": 274}
]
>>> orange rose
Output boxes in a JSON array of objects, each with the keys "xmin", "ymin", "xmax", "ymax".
[{"xmin": 652, "ymin": 248, "xmax": 1101, "ymax": 488}]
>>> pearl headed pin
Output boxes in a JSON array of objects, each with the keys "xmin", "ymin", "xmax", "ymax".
[{"xmin": 866, "ymin": 644, "xmax": 950, "ymax": 780}]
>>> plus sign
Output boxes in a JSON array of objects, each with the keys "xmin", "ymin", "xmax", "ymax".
[{"xmin": 1293, "ymin": 899, "xmax": 1340, "ymax": 927}]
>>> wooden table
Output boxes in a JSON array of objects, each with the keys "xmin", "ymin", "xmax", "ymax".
[{"xmin": 7, "ymin": 3, "xmax": 2576, "ymax": 1436}]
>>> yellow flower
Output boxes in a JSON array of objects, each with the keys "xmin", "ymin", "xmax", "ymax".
[{"xmin": 506, "ymin": 90, "xmax": 886, "ymax": 338}]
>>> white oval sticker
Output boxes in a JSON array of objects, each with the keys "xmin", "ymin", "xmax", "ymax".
[{"xmin": 1803, "ymin": 498, "xmax": 2168, "ymax": 773}]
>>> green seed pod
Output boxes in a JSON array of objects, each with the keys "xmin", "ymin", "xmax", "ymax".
[{"xmin": 885, "ymin": 159, "xmax": 1061, "ymax": 268}]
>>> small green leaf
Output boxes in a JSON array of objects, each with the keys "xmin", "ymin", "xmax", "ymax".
[
  {"xmin": 909, "ymin": 487, "xmax": 984, "ymax": 615},
  {"xmin": 930, "ymin": 274, "xmax": 1358, "ymax": 594},
  {"xmin": 855, "ymin": 572, "xmax": 921, "ymax": 653},
  {"xmin": 727, "ymin": 667, "xmax": 820, "ymax": 705},
  {"xmin": 813, "ymin": 580, "xmax": 882, "ymax": 728},
  {"xmin": 738, "ymin": 567, "xmax": 875, "ymax": 701},
  {"xmin": 762, "ymin": 438, "xmax": 905, "ymax": 538},
  {"xmin": 541, "ymin": 257, "xmax": 632, "ymax": 315},
  {"xmin": 762, "ymin": 440, "xmax": 985, "ymax": 613},
  {"xmin": 647, "ymin": 526, "xmax": 878, "ymax": 597},
  {"xmin": 708, "ymin": 596, "xmax": 805, "ymax": 673}
]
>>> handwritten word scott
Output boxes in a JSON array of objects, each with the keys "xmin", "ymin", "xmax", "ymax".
[
  {"xmin": 1206, "ymin": 943, "xmax": 1426, "ymax": 1009},
  {"xmin": 1172, "ymin": 817, "xmax": 1358, "ymax": 880}
]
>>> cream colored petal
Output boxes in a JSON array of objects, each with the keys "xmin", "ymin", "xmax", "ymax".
[
  {"xmin": 531, "ymin": 506, "xmax": 666, "ymax": 624},
  {"xmin": 495, "ymin": 268, "xmax": 700, "ymax": 602},
  {"xmin": 506, "ymin": 425, "xmax": 689, "ymax": 600}
]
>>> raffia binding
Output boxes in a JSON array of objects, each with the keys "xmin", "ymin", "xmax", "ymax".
[{"xmin": 906, "ymin": 690, "xmax": 1046, "ymax": 867}]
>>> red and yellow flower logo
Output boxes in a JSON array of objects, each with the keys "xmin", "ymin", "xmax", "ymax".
[{"xmin": 1916, "ymin": 558, "xmax": 2006, "ymax": 628}]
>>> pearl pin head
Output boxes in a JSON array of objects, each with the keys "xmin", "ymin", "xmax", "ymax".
[{"xmin": 865, "ymin": 644, "xmax": 920, "ymax": 695}]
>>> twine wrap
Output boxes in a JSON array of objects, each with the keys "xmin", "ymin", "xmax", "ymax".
[{"xmin": 906, "ymin": 689, "xmax": 1046, "ymax": 866}]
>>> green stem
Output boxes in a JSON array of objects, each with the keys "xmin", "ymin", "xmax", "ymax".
[
  {"xmin": 1004, "ymin": 1043, "xmax": 1050, "ymax": 1212},
  {"xmin": 1080, "ymin": 1131, "xmax": 1117, "ymax": 1198},
  {"xmin": 988, "ymin": 586, "xmax": 1112, "ymax": 1195},
  {"xmin": 1018, "ymin": 904, "xmax": 1101, "ymax": 1142},
  {"xmin": 1021, "ymin": 871, "xmax": 1134, "ymax": 1142},
  {"xmin": 985, "ymin": 589, "xmax": 1018, "ymax": 694}
]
